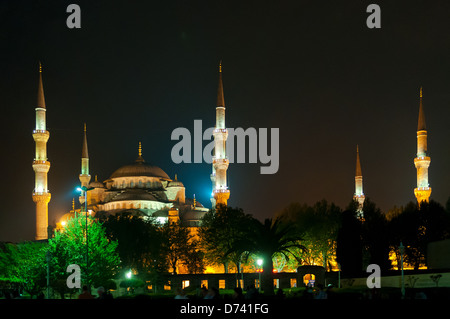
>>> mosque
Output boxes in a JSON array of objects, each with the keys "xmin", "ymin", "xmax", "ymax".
[
  {"xmin": 31, "ymin": 59, "xmax": 431, "ymax": 247},
  {"xmin": 32, "ymin": 62, "xmax": 230, "ymax": 240}
]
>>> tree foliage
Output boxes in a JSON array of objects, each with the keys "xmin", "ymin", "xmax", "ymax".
[
  {"xmin": 48, "ymin": 213, "xmax": 120, "ymax": 295},
  {"xmin": 226, "ymin": 216, "xmax": 305, "ymax": 295},
  {"xmin": 198, "ymin": 205, "xmax": 254, "ymax": 273},
  {"xmin": 276, "ymin": 200, "xmax": 341, "ymax": 271},
  {"xmin": 0, "ymin": 241, "xmax": 47, "ymax": 298},
  {"xmin": 387, "ymin": 200, "xmax": 450, "ymax": 270}
]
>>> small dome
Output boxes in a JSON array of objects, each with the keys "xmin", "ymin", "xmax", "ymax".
[
  {"xmin": 89, "ymin": 176, "xmax": 105, "ymax": 189},
  {"xmin": 167, "ymin": 174, "xmax": 184, "ymax": 187}
]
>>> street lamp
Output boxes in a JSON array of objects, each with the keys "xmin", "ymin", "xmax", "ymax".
[
  {"xmin": 77, "ymin": 185, "xmax": 94, "ymax": 287},
  {"xmin": 337, "ymin": 263, "xmax": 341, "ymax": 289},
  {"xmin": 257, "ymin": 259, "xmax": 263, "ymax": 293}
]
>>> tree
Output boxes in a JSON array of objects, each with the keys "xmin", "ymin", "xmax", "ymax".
[
  {"xmin": 0, "ymin": 241, "xmax": 47, "ymax": 298},
  {"xmin": 276, "ymin": 200, "xmax": 341, "ymax": 271},
  {"xmin": 48, "ymin": 213, "xmax": 120, "ymax": 295},
  {"xmin": 160, "ymin": 220, "xmax": 198, "ymax": 275},
  {"xmin": 388, "ymin": 200, "xmax": 450, "ymax": 270},
  {"xmin": 227, "ymin": 216, "xmax": 305, "ymax": 295},
  {"xmin": 360, "ymin": 198, "xmax": 391, "ymax": 272},
  {"xmin": 198, "ymin": 205, "xmax": 254, "ymax": 273},
  {"xmin": 336, "ymin": 208, "xmax": 363, "ymax": 277},
  {"xmin": 102, "ymin": 212, "xmax": 163, "ymax": 275}
]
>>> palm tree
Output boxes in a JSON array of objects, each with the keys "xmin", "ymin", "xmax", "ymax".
[{"xmin": 228, "ymin": 216, "xmax": 306, "ymax": 295}]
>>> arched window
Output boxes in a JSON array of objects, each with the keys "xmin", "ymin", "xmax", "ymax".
[{"xmin": 303, "ymin": 274, "xmax": 315, "ymax": 286}]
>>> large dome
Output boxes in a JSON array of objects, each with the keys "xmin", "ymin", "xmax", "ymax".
[{"xmin": 109, "ymin": 155, "xmax": 170, "ymax": 180}]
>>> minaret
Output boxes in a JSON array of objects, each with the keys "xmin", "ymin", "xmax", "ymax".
[
  {"xmin": 32, "ymin": 62, "xmax": 51, "ymax": 240},
  {"xmin": 210, "ymin": 148, "xmax": 216, "ymax": 208},
  {"xmin": 353, "ymin": 145, "xmax": 365, "ymax": 218},
  {"xmin": 211, "ymin": 61, "xmax": 230, "ymax": 207},
  {"xmin": 414, "ymin": 87, "xmax": 431, "ymax": 205},
  {"xmin": 79, "ymin": 123, "xmax": 91, "ymax": 206}
]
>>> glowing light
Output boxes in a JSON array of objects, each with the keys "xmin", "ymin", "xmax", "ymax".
[
  {"xmin": 156, "ymin": 217, "xmax": 167, "ymax": 225},
  {"xmin": 126, "ymin": 271, "xmax": 132, "ymax": 279},
  {"xmin": 257, "ymin": 259, "xmax": 263, "ymax": 266}
]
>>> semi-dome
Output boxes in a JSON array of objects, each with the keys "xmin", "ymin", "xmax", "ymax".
[
  {"xmin": 89, "ymin": 175, "xmax": 105, "ymax": 188},
  {"xmin": 109, "ymin": 155, "xmax": 170, "ymax": 180},
  {"xmin": 167, "ymin": 174, "xmax": 184, "ymax": 187}
]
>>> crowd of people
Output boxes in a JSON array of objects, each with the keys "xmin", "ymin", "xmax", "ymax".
[{"xmin": 78, "ymin": 285, "xmax": 114, "ymax": 299}]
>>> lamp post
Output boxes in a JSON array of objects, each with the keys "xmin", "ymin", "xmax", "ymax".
[
  {"xmin": 257, "ymin": 258, "xmax": 263, "ymax": 293},
  {"xmin": 399, "ymin": 242, "xmax": 405, "ymax": 299},
  {"xmin": 337, "ymin": 263, "xmax": 341, "ymax": 289},
  {"xmin": 78, "ymin": 186, "xmax": 94, "ymax": 288}
]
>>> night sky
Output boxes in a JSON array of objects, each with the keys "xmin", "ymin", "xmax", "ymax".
[{"xmin": 1, "ymin": 0, "xmax": 450, "ymax": 242}]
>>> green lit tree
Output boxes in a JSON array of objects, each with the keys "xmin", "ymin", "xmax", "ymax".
[
  {"xmin": 0, "ymin": 241, "xmax": 47, "ymax": 298},
  {"xmin": 48, "ymin": 213, "xmax": 120, "ymax": 296}
]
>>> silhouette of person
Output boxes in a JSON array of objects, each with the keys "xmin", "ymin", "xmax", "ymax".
[{"xmin": 78, "ymin": 285, "xmax": 94, "ymax": 299}]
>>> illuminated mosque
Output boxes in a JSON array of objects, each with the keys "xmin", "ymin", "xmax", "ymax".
[
  {"xmin": 32, "ymin": 62, "xmax": 230, "ymax": 240},
  {"xmin": 31, "ymin": 59, "xmax": 430, "ymax": 274}
]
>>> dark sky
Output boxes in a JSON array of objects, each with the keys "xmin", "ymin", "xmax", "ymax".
[{"xmin": 1, "ymin": 0, "xmax": 450, "ymax": 242}]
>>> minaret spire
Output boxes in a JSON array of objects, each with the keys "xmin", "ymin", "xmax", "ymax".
[
  {"xmin": 418, "ymin": 86, "xmax": 426, "ymax": 131},
  {"xmin": 32, "ymin": 62, "xmax": 51, "ymax": 240},
  {"xmin": 37, "ymin": 61, "xmax": 46, "ymax": 109},
  {"xmin": 414, "ymin": 87, "xmax": 431, "ymax": 205},
  {"xmin": 217, "ymin": 60, "xmax": 225, "ymax": 108},
  {"xmin": 211, "ymin": 61, "xmax": 230, "ymax": 208},
  {"xmin": 353, "ymin": 145, "xmax": 365, "ymax": 218},
  {"xmin": 79, "ymin": 123, "xmax": 91, "ymax": 206}
]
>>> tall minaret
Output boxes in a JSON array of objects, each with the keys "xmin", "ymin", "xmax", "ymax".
[
  {"xmin": 32, "ymin": 62, "xmax": 51, "ymax": 240},
  {"xmin": 211, "ymin": 61, "xmax": 230, "ymax": 207},
  {"xmin": 79, "ymin": 123, "xmax": 91, "ymax": 207},
  {"xmin": 353, "ymin": 145, "xmax": 365, "ymax": 218},
  {"xmin": 414, "ymin": 87, "xmax": 431, "ymax": 205}
]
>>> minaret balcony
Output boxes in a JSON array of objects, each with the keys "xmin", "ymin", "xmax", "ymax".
[
  {"xmin": 213, "ymin": 128, "xmax": 228, "ymax": 138},
  {"xmin": 415, "ymin": 186, "xmax": 431, "ymax": 191},
  {"xmin": 414, "ymin": 156, "xmax": 431, "ymax": 168},
  {"xmin": 213, "ymin": 128, "xmax": 228, "ymax": 134},
  {"xmin": 32, "ymin": 160, "xmax": 51, "ymax": 172},
  {"xmin": 213, "ymin": 158, "xmax": 229, "ymax": 169},
  {"xmin": 33, "ymin": 130, "xmax": 50, "ymax": 142},
  {"xmin": 213, "ymin": 188, "xmax": 230, "ymax": 194},
  {"xmin": 33, "ymin": 129, "xmax": 48, "ymax": 134},
  {"xmin": 212, "ymin": 157, "xmax": 229, "ymax": 164},
  {"xmin": 32, "ymin": 191, "xmax": 51, "ymax": 203}
]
